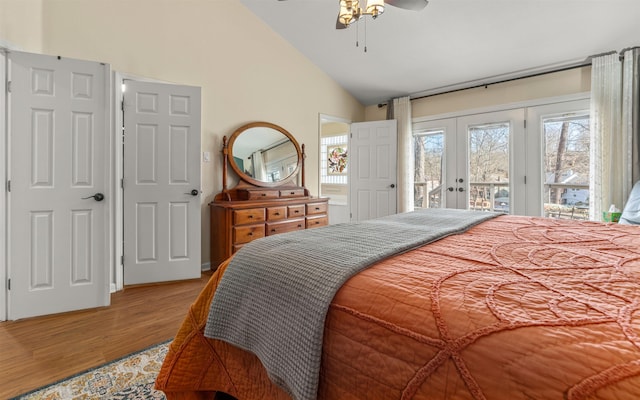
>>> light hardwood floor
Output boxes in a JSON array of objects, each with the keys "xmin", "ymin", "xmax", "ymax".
[{"xmin": 0, "ymin": 271, "xmax": 213, "ymax": 399}]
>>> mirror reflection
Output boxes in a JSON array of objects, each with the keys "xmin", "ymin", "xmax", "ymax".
[{"xmin": 231, "ymin": 126, "xmax": 299, "ymax": 183}]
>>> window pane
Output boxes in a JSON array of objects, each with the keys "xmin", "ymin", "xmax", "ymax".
[
  {"xmin": 320, "ymin": 135, "xmax": 348, "ymax": 185},
  {"xmin": 543, "ymin": 115, "xmax": 590, "ymax": 219},
  {"xmin": 414, "ymin": 131, "xmax": 444, "ymax": 208},
  {"xmin": 468, "ymin": 123, "xmax": 510, "ymax": 212}
]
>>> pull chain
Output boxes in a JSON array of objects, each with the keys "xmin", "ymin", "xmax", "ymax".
[{"xmin": 364, "ymin": 16, "xmax": 367, "ymax": 53}]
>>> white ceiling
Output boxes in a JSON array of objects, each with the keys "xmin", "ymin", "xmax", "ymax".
[{"xmin": 240, "ymin": 0, "xmax": 640, "ymax": 106}]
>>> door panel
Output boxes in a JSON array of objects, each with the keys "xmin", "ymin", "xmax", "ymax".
[
  {"xmin": 123, "ymin": 80, "xmax": 201, "ymax": 285},
  {"xmin": 413, "ymin": 118, "xmax": 456, "ymax": 209},
  {"xmin": 8, "ymin": 51, "xmax": 110, "ymax": 320},
  {"xmin": 457, "ymin": 109, "xmax": 525, "ymax": 214},
  {"xmin": 349, "ymin": 120, "xmax": 397, "ymax": 221}
]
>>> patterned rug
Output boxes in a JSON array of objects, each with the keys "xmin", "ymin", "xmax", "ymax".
[{"xmin": 12, "ymin": 341, "xmax": 170, "ymax": 399}]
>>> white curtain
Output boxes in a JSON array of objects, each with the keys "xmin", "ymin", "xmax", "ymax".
[
  {"xmin": 590, "ymin": 49, "xmax": 639, "ymax": 220},
  {"xmin": 622, "ymin": 47, "xmax": 640, "ymax": 191},
  {"xmin": 388, "ymin": 96, "xmax": 414, "ymax": 213},
  {"xmin": 251, "ymin": 151, "xmax": 267, "ymax": 181}
]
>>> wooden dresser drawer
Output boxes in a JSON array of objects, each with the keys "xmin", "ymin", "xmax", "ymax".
[
  {"xmin": 267, "ymin": 206, "xmax": 287, "ymax": 221},
  {"xmin": 306, "ymin": 202, "xmax": 328, "ymax": 215},
  {"xmin": 266, "ymin": 218, "xmax": 305, "ymax": 236},
  {"xmin": 288, "ymin": 204, "xmax": 306, "ymax": 218},
  {"xmin": 239, "ymin": 189, "xmax": 280, "ymax": 200},
  {"xmin": 306, "ymin": 215, "xmax": 328, "ymax": 229},
  {"xmin": 233, "ymin": 224, "xmax": 265, "ymax": 244},
  {"xmin": 233, "ymin": 208, "xmax": 266, "ymax": 225},
  {"xmin": 279, "ymin": 188, "xmax": 306, "ymax": 198}
]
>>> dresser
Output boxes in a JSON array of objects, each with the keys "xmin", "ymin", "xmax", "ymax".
[
  {"xmin": 209, "ymin": 192, "xmax": 329, "ymax": 269},
  {"xmin": 209, "ymin": 121, "xmax": 330, "ymax": 270}
]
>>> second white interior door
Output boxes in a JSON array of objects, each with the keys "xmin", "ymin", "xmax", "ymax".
[{"xmin": 122, "ymin": 80, "xmax": 202, "ymax": 285}]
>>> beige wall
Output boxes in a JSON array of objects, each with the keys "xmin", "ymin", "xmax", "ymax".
[
  {"xmin": 364, "ymin": 66, "xmax": 592, "ymax": 121},
  {"xmin": 0, "ymin": 0, "xmax": 43, "ymax": 51},
  {"xmin": 1, "ymin": 0, "xmax": 365, "ymax": 267}
]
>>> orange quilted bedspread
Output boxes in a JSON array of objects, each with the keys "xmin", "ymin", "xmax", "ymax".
[{"xmin": 156, "ymin": 215, "xmax": 640, "ymax": 400}]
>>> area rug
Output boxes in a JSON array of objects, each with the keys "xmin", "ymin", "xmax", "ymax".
[{"xmin": 12, "ymin": 341, "xmax": 170, "ymax": 399}]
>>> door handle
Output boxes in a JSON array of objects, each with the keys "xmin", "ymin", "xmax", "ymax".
[
  {"xmin": 389, "ymin": 184, "xmax": 396, "ymax": 189},
  {"xmin": 458, "ymin": 187, "xmax": 465, "ymax": 192},
  {"xmin": 184, "ymin": 189, "xmax": 199, "ymax": 196},
  {"xmin": 447, "ymin": 187, "xmax": 454, "ymax": 192},
  {"xmin": 82, "ymin": 193, "xmax": 104, "ymax": 202}
]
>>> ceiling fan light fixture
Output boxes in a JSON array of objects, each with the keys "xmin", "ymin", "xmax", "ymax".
[
  {"xmin": 339, "ymin": 0, "xmax": 360, "ymax": 25},
  {"xmin": 365, "ymin": 0, "xmax": 385, "ymax": 17}
]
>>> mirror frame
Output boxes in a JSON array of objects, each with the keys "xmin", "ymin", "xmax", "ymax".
[{"xmin": 227, "ymin": 121, "xmax": 303, "ymax": 188}]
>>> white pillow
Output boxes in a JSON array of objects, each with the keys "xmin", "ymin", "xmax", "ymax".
[{"xmin": 619, "ymin": 181, "xmax": 640, "ymax": 225}]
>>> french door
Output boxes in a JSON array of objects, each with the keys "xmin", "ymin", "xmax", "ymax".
[
  {"xmin": 413, "ymin": 99, "xmax": 590, "ymax": 217},
  {"xmin": 413, "ymin": 110, "xmax": 525, "ymax": 213}
]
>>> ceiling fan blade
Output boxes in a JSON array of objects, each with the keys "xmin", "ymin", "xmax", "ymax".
[{"xmin": 385, "ymin": 0, "xmax": 428, "ymax": 11}]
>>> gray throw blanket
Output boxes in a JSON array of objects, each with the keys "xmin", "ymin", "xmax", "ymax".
[{"xmin": 204, "ymin": 208, "xmax": 499, "ymax": 400}]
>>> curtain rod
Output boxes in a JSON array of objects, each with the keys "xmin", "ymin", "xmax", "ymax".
[
  {"xmin": 379, "ymin": 46, "xmax": 638, "ymax": 108},
  {"xmin": 377, "ymin": 58, "xmax": 594, "ymax": 108}
]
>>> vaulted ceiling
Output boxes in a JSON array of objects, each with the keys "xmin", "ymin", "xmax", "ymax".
[{"xmin": 241, "ymin": 0, "xmax": 640, "ymax": 105}]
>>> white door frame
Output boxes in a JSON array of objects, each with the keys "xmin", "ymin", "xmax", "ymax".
[{"xmin": 1, "ymin": 50, "xmax": 7, "ymax": 321}]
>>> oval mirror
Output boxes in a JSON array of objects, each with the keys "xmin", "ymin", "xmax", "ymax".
[{"xmin": 228, "ymin": 122, "xmax": 302, "ymax": 187}]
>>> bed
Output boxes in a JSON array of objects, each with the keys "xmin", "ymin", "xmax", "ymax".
[{"xmin": 155, "ymin": 209, "xmax": 640, "ymax": 400}]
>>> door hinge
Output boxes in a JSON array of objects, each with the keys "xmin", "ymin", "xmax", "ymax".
[
  {"xmin": 7, "ymin": 279, "xmax": 10, "ymax": 290},
  {"xmin": 6, "ymin": 81, "xmax": 11, "ymax": 93},
  {"xmin": 524, "ymin": 176, "xmax": 527, "ymax": 184},
  {"xmin": 121, "ymin": 100, "xmax": 124, "ymax": 112},
  {"xmin": 121, "ymin": 178, "xmax": 124, "ymax": 189},
  {"xmin": 6, "ymin": 180, "xmax": 10, "ymax": 192},
  {"xmin": 121, "ymin": 255, "xmax": 124, "ymax": 265},
  {"xmin": 524, "ymin": 119, "xmax": 527, "ymax": 129}
]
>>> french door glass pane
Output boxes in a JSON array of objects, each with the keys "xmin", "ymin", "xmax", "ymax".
[
  {"xmin": 414, "ymin": 131, "xmax": 444, "ymax": 208},
  {"xmin": 468, "ymin": 123, "xmax": 510, "ymax": 212},
  {"xmin": 543, "ymin": 115, "xmax": 590, "ymax": 219}
]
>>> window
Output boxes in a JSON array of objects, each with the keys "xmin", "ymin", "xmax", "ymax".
[{"xmin": 320, "ymin": 135, "xmax": 348, "ymax": 185}]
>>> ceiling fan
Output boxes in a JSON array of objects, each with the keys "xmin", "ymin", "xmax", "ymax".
[
  {"xmin": 277, "ymin": 0, "xmax": 429, "ymax": 30},
  {"xmin": 335, "ymin": 0, "xmax": 429, "ymax": 29}
]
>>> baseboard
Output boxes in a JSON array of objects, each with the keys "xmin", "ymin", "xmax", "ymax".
[
  {"xmin": 110, "ymin": 283, "xmax": 116, "ymax": 293},
  {"xmin": 201, "ymin": 262, "xmax": 211, "ymax": 271}
]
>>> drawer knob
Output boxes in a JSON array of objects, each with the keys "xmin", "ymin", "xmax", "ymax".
[
  {"xmin": 315, "ymin": 207, "xmax": 320, "ymax": 210},
  {"xmin": 248, "ymin": 215, "xmax": 253, "ymax": 218},
  {"xmin": 290, "ymin": 191, "xmax": 295, "ymax": 195},
  {"xmin": 275, "ymin": 212, "xmax": 280, "ymax": 216},
  {"xmin": 271, "ymin": 229, "xmax": 276, "ymax": 233},
  {"xmin": 248, "ymin": 232, "xmax": 253, "ymax": 236},
  {"xmin": 261, "ymin": 193, "xmax": 266, "ymax": 196}
]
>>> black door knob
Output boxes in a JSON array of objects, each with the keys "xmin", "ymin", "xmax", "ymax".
[
  {"xmin": 389, "ymin": 184, "xmax": 396, "ymax": 188},
  {"xmin": 82, "ymin": 193, "xmax": 104, "ymax": 201},
  {"xmin": 184, "ymin": 189, "xmax": 199, "ymax": 196},
  {"xmin": 447, "ymin": 187, "xmax": 454, "ymax": 192}
]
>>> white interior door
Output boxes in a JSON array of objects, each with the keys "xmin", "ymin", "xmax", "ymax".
[
  {"xmin": 7, "ymin": 51, "xmax": 110, "ymax": 320},
  {"xmin": 349, "ymin": 120, "xmax": 397, "ymax": 221},
  {"xmin": 123, "ymin": 80, "xmax": 201, "ymax": 285}
]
